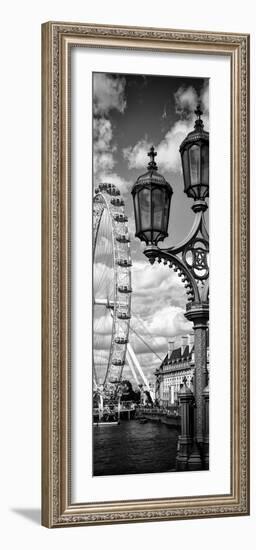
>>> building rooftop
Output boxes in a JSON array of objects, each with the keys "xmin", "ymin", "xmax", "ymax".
[
  {"xmin": 155, "ymin": 330, "xmax": 209, "ymax": 375},
  {"xmin": 161, "ymin": 344, "xmax": 193, "ymax": 367}
]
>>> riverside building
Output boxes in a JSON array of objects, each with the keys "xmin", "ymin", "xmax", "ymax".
[{"xmin": 155, "ymin": 333, "xmax": 209, "ymax": 407}]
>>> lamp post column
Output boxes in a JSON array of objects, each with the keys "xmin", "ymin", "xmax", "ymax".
[
  {"xmin": 176, "ymin": 377, "xmax": 194, "ymax": 471},
  {"xmin": 185, "ymin": 302, "xmax": 209, "ymax": 455}
]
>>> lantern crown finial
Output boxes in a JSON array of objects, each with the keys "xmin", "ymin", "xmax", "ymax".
[
  {"xmin": 147, "ymin": 146, "xmax": 158, "ymax": 170},
  {"xmin": 194, "ymin": 103, "xmax": 204, "ymax": 131}
]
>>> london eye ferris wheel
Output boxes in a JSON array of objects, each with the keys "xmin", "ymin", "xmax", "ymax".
[{"xmin": 93, "ymin": 183, "xmax": 132, "ymax": 396}]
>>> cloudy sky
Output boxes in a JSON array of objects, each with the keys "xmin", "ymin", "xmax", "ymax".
[{"xmin": 93, "ymin": 72, "xmax": 209, "ymax": 385}]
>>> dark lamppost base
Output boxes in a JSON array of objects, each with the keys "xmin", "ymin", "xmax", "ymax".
[
  {"xmin": 176, "ymin": 379, "xmax": 194, "ymax": 471},
  {"xmin": 187, "ymin": 441, "xmax": 203, "ymax": 471}
]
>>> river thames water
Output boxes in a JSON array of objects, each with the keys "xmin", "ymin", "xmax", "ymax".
[{"xmin": 93, "ymin": 419, "xmax": 179, "ymax": 476}]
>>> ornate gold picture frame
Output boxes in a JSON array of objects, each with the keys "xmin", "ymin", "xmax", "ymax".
[{"xmin": 42, "ymin": 21, "xmax": 250, "ymax": 527}]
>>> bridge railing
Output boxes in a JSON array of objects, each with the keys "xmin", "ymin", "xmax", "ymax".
[
  {"xmin": 93, "ymin": 401, "xmax": 137, "ymax": 413},
  {"xmin": 137, "ymin": 406, "xmax": 180, "ymax": 417}
]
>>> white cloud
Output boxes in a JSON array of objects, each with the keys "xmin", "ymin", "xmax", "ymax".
[
  {"xmin": 93, "ymin": 75, "xmax": 129, "ymax": 192},
  {"xmin": 156, "ymin": 119, "xmax": 192, "ymax": 172},
  {"xmin": 93, "ymin": 117, "xmax": 116, "ymax": 176},
  {"xmin": 94, "ymin": 152, "xmax": 116, "ymax": 174},
  {"xmin": 129, "ymin": 261, "xmax": 191, "ymax": 360},
  {"xmin": 174, "ymin": 82, "xmax": 209, "ymax": 126},
  {"xmin": 93, "ymin": 73, "xmax": 127, "ymax": 115},
  {"xmin": 93, "ymin": 79, "xmax": 132, "ymax": 194},
  {"xmin": 123, "ymin": 138, "xmax": 151, "ymax": 170},
  {"xmin": 123, "ymin": 120, "xmax": 194, "ymax": 174},
  {"xmin": 132, "ymin": 261, "xmax": 171, "ymax": 291},
  {"xmin": 131, "ymin": 261, "xmax": 187, "ymax": 305},
  {"xmin": 200, "ymin": 80, "xmax": 209, "ymax": 120},
  {"xmin": 93, "ymin": 118, "xmax": 132, "ymax": 193},
  {"xmin": 93, "ymin": 117, "xmax": 113, "ymax": 152},
  {"xmin": 146, "ymin": 305, "xmax": 191, "ymax": 337},
  {"xmin": 174, "ymin": 85, "xmax": 198, "ymax": 119}
]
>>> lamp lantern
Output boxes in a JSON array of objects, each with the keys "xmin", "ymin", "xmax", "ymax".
[
  {"xmin": 131, "ymin": 146, "xmax": 173, "ymax": 246},
  {"xmin": 179, "ymin": 105, "xmax": 209, "ymax": 212}
]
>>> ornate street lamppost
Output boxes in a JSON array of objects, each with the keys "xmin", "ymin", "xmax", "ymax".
[{"xmin": 131, "ymin": 106, "xmax": 209, "ymax": 470}]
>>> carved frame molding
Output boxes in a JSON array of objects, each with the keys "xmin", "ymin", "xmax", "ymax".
[{"xmin": 42, "ymin": 21, "xmax": 250, "ymax": 527}]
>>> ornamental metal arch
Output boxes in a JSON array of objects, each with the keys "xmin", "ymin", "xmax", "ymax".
[{"xmin": 144, "ymin": 209, "xmax": 209, "ymax": 305}]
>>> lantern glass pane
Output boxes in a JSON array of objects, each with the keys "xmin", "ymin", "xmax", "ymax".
[
  {"xmin": 139, "ymin": 188, "xmax": 151, "ymax": 231},
  {"xmin": 181, "ymin": 149, "xmax": 190, "ymax": 192},
  {"xmin": 133, "ymin": 193, "xmax": 140, "ymax": 233},
  {"xmin": 201, "ymin": 144, "xmax": 209, "ymax": 186},
  {"xmin": 162, "ymin": 190, "xmax": 170, "ymax": 233},
  {"xmin": 189, "ymin": 145, "xmax": 200, "ymax": 186},
  {"xmin": 152, "ymin": 188, "xmax": 164, "ymax": 230}
]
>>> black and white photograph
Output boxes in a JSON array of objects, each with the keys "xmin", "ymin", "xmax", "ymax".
[{"xmin": 92, "ymin": 71, "xmax": 209, "ymax": 476}]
